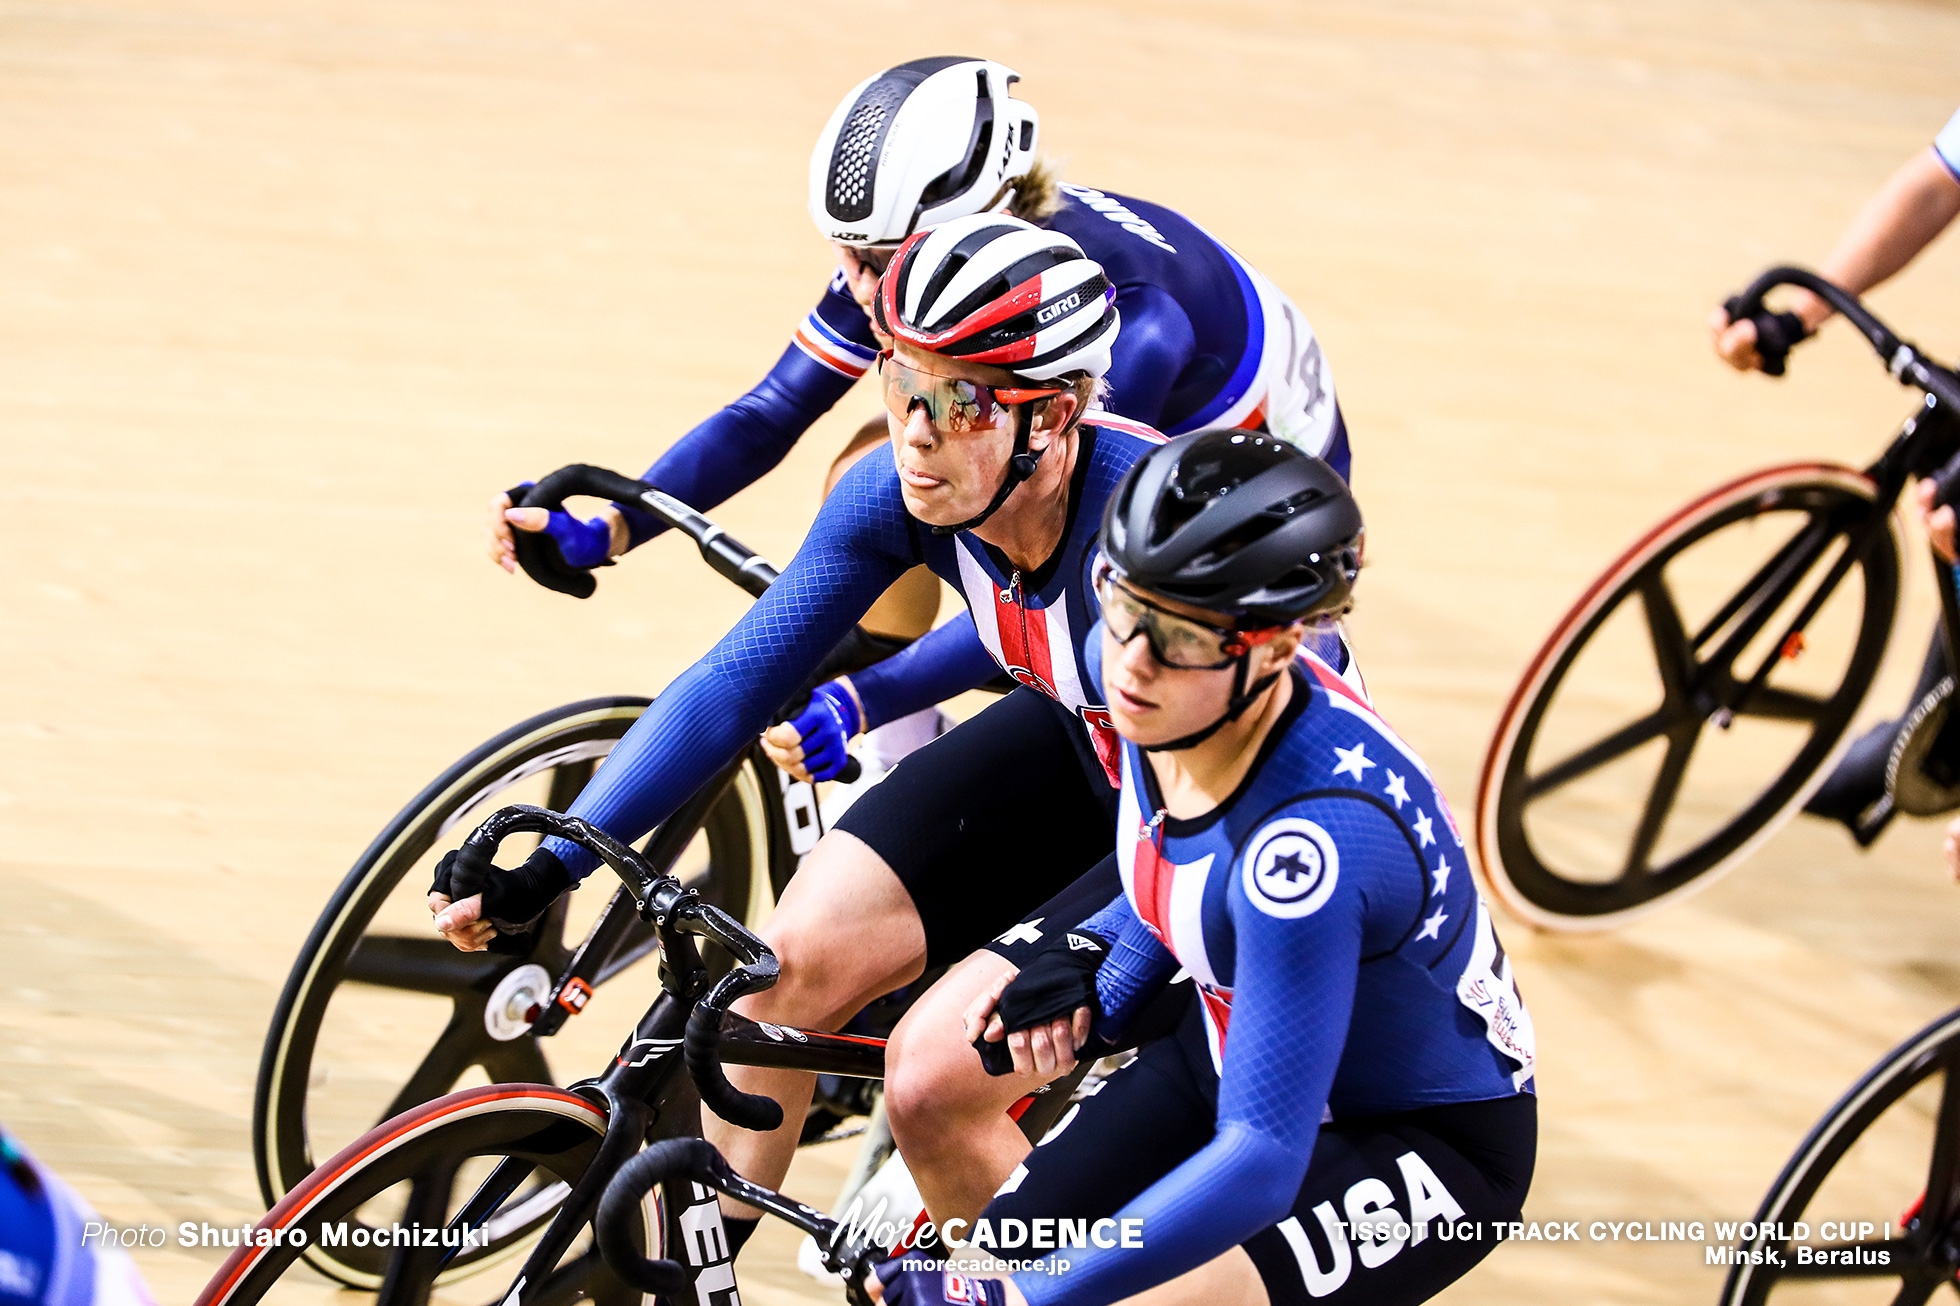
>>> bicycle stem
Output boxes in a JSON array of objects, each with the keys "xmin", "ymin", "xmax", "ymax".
[{"xmin": 531, "ymin": 763, "xmax": 741, "ymax": 1038}]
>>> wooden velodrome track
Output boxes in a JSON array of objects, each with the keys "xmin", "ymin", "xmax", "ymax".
[{"xmin": 8, "ymin": 0, "xmax": 1960, "ymax": 1301}]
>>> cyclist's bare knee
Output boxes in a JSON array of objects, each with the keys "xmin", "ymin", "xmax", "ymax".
[
  {"xmin": 741, "ymin": 830, "xmax": 924, "ymax": 1026},
  {"xmin": 886, "ymin": 952, "xmax": 1036, "ymax": 1134}
]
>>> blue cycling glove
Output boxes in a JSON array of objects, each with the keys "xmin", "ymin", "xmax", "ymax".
[
  {"xmin": 785, "ymin": 680, "xmax": 862, "ymax": 781},
  {"xmin": 510, "ymin": 481, "xmax": 617, "ymax": 570},
  {"xmin": 875, "ymin": 1258, "xmax": 1012, "ymax": 1306}
]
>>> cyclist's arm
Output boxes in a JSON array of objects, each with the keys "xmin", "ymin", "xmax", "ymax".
[
  {"xmin": 1099, "ymin": 283, "xmax": 1196, "ymax": 428},
  {"xmin": 615, "ymin": 275, "xmax": 879, "ymax": 548},
  {"xmin": 847, "ymin": 618, "xmax": 1001, "ymax": 729},
  {"xmin": 1799, "ymin": 142, "xmax": 1960, "ymax": 331},
  {"xmin": 1717, "ymin": 125, "xmax": 1960, "ymax": 369},
  {"xmin": 542, "ymin": 455, "xmax": 917, "ymax": 880},
  {"xmin": 1012, "ymin": 799, "xmax": 1373, "ymax": 1306}
]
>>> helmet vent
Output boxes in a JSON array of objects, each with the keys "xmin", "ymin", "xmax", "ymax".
[{"xmin": 827, "ymin": 82, "xmax": 908, "ymax": 222}]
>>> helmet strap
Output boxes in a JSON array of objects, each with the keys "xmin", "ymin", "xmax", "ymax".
[
  {"xmin": 929, "ymin": 402, "xmax": 1044, "ymax": 536},
  {"xmin": 1140, "ymin": 654, "xmax": 1285, "ymax": 754}
]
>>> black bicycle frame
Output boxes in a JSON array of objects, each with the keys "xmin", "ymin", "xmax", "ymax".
[
  {"xmin": 437, "ymin": 803, "xmax": 889, "ymax": 1302},
  {"xmin": 1695, "ymin": 269, "xmax": 1960, "ymax": 723}
]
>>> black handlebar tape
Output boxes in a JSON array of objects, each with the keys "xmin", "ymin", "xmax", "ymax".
[
  {"xmin": 594, "ymin": 1140, "xmax": 707, "ymax": 1295},
  {"xmin": 509, "ymin": 466, "xmax": 650, "ymax": 600},
  {"xmin": 1727, "ymin": 266, "xmax": 1905, "ymax": 367},
  {"xmin": 1932, "ymin": 448, "xmax": 1960, "ymax": 512},
  {"xmin": 507, "ymin": 481, "xmax": 602, "ymax": 600},
  {"xmin": 445, "ymin": 840, "xmax": 496, "ymax": 901},
  {"xmin": 1721, "ymin": 298, "xmax": 1807, "ymax": 377},
  {"xmin": 684, "ymin": 1002, "xmax": 785, "ymax": 1132}
]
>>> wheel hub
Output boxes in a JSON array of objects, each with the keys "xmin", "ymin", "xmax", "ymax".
[{"xmin": 485, "ymin": 963, "xmax": 552, "ymax": 1042}]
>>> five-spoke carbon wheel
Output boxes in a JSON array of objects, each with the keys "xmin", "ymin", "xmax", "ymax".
[
  {"xmin": 1722, "ymin": 1006, "xmax": 1960, "ymax": 1306},
  {"xmin": 252, "ymin": 697, "xmax": 778, "ymax": 1285},
  {"xmin": 203, "ymin": 1085, "xmax": 649, "ymax": 1305},
  {"xmin": 1477, "ymin": 464, "xmax": 1898, "ymax": 929}
]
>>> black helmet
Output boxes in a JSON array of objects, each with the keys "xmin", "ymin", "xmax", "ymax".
[{"xmin": 1102, "ymin": 430, "xmax": 1362, "ymax": 625}]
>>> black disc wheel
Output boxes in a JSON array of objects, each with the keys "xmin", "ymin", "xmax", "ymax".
[
  {"xmin": 252, "ymin": 697, "xmax": 781, "ymax": 1285},
  {"xmin": 200, "ymin": 1085, "xmax": 651, "ymax": 1305},
  {"xmin": 1722, "ymin": 1006, "xmax": 1960, "ymax": 1306},
  {"xmin": 1476, "ymin": 464, "xmax": 1898, "ymax": 930}
]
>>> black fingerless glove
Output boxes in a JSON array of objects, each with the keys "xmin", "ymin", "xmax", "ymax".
[
  {"xmin": 973, "ymin": 928, "xmax": 1110, "ymax": 1077},
  {"xmin": 431, "ymin": 846, "xmax": 573, "ymax": 941},
  {"xmin": 1722, "ymin": 299, "xmax": 1811, "ymax": 377}
]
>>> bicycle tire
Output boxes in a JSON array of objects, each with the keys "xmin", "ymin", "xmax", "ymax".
[
  {"xmin": 202, "ymin": 1084, "xmax": 647, "ymax": 1305},
  {"xmin": 252, "ymin": 697, "xmax": 779, "ymax": 1285},
  {"xmin": 1721, "ymin": 1005, "xmax": 1960, "ymax": 1306},
  {"xmin": 1477, "ymin": 464, "xmax": 1899, "ymax": 930}
]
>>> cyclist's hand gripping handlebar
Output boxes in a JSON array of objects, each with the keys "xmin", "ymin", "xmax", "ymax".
[
  {"xmin": 510, "ymin": 463, "xmax": 780, "ymax": 600},
  {"xmin": 1726, "ymin": 266, "xmax": 1960, "ymax": 409},
  {"xmin": 448, "ymin": 804, "xmax": 785, "ymax": 1131},
  {"xmin": 1718, "ymin": 297, "xmax": 1809, "ymax": 377},
  {"xmin": 595, "ymin": 1137, "xmax": 879, "ymax": 1305},
  {"xmin": 509, "ymin": 463, "xmax": 870, "ymax": 781},
  {"xmin": 1730, "ymin": 268, "xmax": 1960, "ymax": 517}
]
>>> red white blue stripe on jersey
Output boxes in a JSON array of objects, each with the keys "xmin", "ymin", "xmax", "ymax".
[
  {"xmin": 1113, "ymin": 646, "xmax": 1437, "ymax": 1075},
  {"xmin": 793, "ymin": 309, "xmax": 879, "ymax": 379},
  {"xmin": 955, "ymin": 533, "xmax": 1126, "ymax": 784},
  {"xmin": 1077, "ymin": 411, "xmax": 1163, "ymax": 444},
  {"xmin": 949, "ymin": 412, "xmax": 1164, "ymax": 785},
  {"xmin": 1117, "ymin": 765, "xmax": 1235, "ymax": 1069}
]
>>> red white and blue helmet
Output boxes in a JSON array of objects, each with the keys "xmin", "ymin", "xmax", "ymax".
[
  {"xmin": 810, "ymin": 57, "xmax": 1039, "ymax": 247},
  {"xmin": 873, "ymin": 214, "xmax": 1120, "ymax": 382}
]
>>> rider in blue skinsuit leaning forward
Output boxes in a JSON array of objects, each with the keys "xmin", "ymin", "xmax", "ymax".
[
  {"xmin": 483, "ymin": 56, "xmax": 1351, "ymax": 775},
  {"xmin": 874, "ymin": 435, "xmax": 1536, "ymax": 1306},
  {"xmin": 437, "ymin": 218, "xmax": 1287, "ymax": 1257}
]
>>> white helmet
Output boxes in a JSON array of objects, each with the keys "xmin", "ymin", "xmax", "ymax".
[{"xmin": 809, "ymin": 57, "xmax": 1039, "ymax": 247}]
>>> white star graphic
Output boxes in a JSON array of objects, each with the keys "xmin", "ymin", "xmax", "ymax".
[
  {"xmin": 1416, "ymin": 908, "xmax": 1448, "ymax": 942},
  {"xmin": 1431, "ymin": 857, "xmax": 1450, "ymax": 896},
  {"xmin": 1332, "ymin": 742, "xmax": 1376, "ymax": 781},
  {"xmin": 1383, "ymin": 769, "xmax": 1409, "ymax": 809},
  {"xmin": 1412, "ymin": 809, "xmax": 1435, "ymax": 849}
]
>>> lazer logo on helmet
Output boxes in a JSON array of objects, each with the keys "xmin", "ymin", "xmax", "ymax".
[{"xmin": 1037, "ymin": 291, "xmax": 1084, "ymax": 325}]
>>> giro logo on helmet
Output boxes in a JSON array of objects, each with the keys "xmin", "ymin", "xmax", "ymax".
[{"xmin": 1037, "ymin": 291, "xmax": 1085, "ymax": 325}]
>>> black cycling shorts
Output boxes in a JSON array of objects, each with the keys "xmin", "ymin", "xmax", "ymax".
[
  {"xmin": 983, "ymin": 1003, "xmax": 1537, "ymax": 1306},
  {"xmin": 835, "ymin": 687, "xmax": 1119, "ymax": 968}
]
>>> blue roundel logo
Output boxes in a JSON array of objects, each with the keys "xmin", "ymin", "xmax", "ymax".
[{"xmin": 1243, "ymin": 819, "xmax": 1340, "ymax": 919}]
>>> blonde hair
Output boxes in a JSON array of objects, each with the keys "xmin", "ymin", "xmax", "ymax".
[{"xmin": 1006, "ymin": 156, "xmax": 1064, "ymax": 223}]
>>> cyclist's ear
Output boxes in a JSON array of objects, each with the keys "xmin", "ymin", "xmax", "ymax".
[
  {"xmin": 1262, "ymin": 620, "xmax": 1309, "ymax": 669},
  {"xmin": 1030, "ymin": 390, "xmax": 1079, "ymax": 441}
]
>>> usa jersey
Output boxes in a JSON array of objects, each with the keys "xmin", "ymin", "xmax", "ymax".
[
  {"xmin": 543, "ymin": 415, "xmax": 1166, "ymax": 881},
  {"xmin": 915, "ymin": 412, "xmax": 1164, "ymax": 783},
  {"xmin": 1098, "ymin": 653, "xmax": 1535, "ymax": 1113}
]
